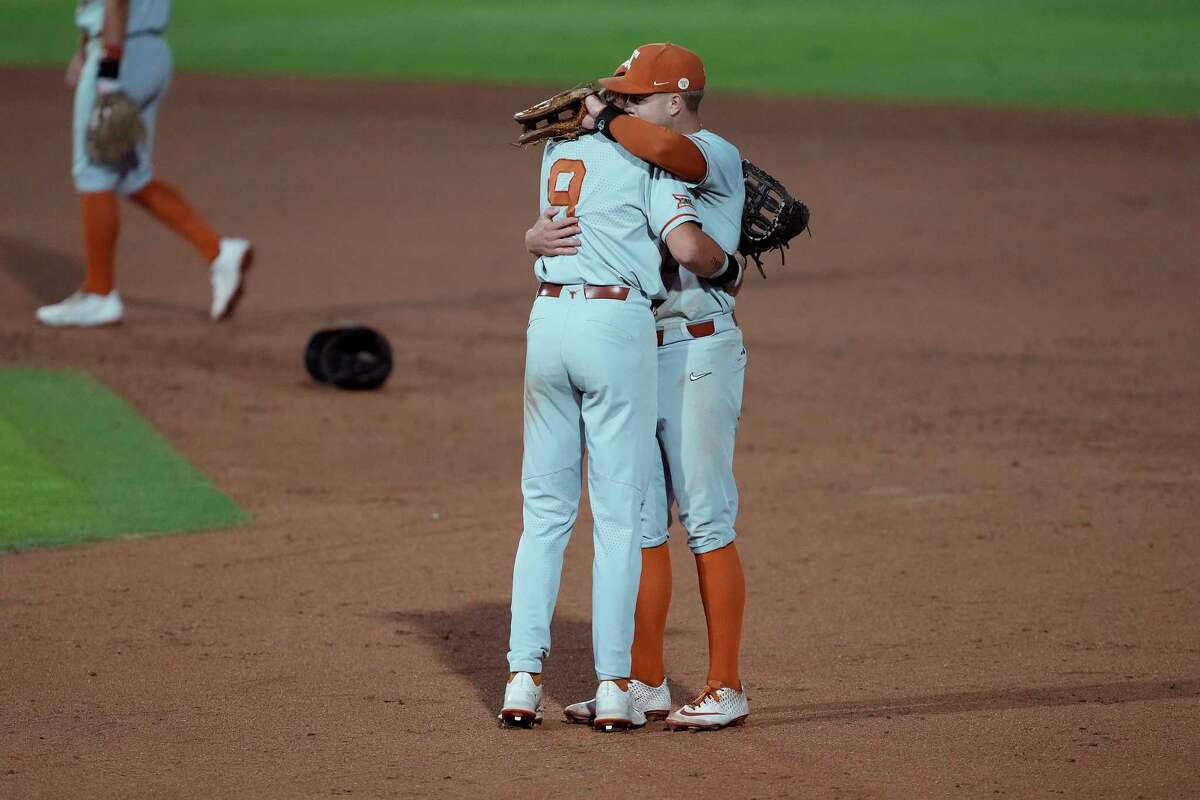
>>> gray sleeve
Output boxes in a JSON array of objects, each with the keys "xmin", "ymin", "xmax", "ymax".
[
  {"xmin": 689, "ymin": 133, "xmax": 743, "ymax": 199},
  {"xmin": 647, "ymin": 169, "xmax": 701, "ymax": 241}
]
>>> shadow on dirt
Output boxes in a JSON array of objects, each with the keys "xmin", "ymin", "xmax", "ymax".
[
  {"xmin": 384, "ymin": 602, "xmax": 691, "ymax": 715},
  {"xmin": 384, "ymin": 603, "xmax": 596, "ymax": 714},
  {"xmin": 0, "ymin": 235, "xmax": 81, "ymax": 304},
  {"xmin": 751, "ymin": 677, "xmax": 1200, "ymax": 729}
]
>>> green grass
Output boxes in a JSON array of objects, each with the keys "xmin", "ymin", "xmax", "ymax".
[
  {"xmin": 0, "ymin": 369, "xmax": 247, "ymax": 552},
  {"xmin": 0, "ymin": 1, "xmax": 1197, "ymax": 114}
]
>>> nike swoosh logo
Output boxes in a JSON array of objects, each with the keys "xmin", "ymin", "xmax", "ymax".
[
  {"xmin": 689, "ymin": 371, "xmax": 712, "ymax": 381},
  {"xmin": 652, "ymin": 80, "xmax": 671, "ymax": 86},
  {"xmin": 678, "ymin": 709, "xmax": 724, "ymax": 717}
]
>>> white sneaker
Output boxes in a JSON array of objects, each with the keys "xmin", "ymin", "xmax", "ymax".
[
  {"xmin": 563, "ymin": 679, "xmax": 671, "ymax": 724},
  {"xmin": 498, "ymin": 672, "xmax": 544, "ymax": 728},
  {"xmin": 592, "ymin": 680, "xmax": 647, "ymax": 732},
  {"xmin": 35, "ymin": 290, "xmax": 123, "ymax": 327},
  {"xmin": 665, "ymin": 685, "xmax": 750, "ymax": 731},
  {"xmin": 210, "ymin": 237, "xmax": 253, "ymax": 321}
]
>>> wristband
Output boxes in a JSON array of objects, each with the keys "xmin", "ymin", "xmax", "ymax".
[
  {"xmin": 98, "ymin": 57, "xmax": 120, "ymax": 80},
  {"xmin": 706, "ymin": 253, "xmax": 742, "ymax": 287},
  {"xmin": 594, "ymin": 104, "xmax": 624, "ymax": 141}
]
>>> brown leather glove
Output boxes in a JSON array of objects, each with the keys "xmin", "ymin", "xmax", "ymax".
[
  {"xmin": 86, "ymin": 90, "xmax": 146, "ymax": 169},
  {"xmin": 512, "ymin": 86, "xmax": 595, "ymax": 147}
]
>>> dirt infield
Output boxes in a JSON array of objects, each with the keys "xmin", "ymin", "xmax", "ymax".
[{"xmin": 1, "ymin": 70, "xmax": 1199, "ymax": 798}]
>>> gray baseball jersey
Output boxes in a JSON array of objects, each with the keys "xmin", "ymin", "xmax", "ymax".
[
  {"xmin": 76, "ymin": 0, "xmax": 172, "ymax": 37},
  {"xmin": 653, "ymin": 129, "xmax": 745, "ymax": 326},
  {"xmin": 536, "ymin": 134, "xmax": 700, "ymax": 300}
]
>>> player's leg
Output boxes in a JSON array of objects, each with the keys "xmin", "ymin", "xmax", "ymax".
[
  {"xmin": 570, "ymin": 296, "xmax": 656, "ymax": 682},
  {"xmin": 676, "ymin": 330, "xmax": 747, "ymax": 682},
  {"xmin": 564, "ymin": 292, "xmax": 656, "ymax": 730},
  {"xmin": 627, "ymin": 547, "xmax": 675, "ymax": 720},
  {"xmin": 673, "ymin": 330, "xmax": 746, "ymax": 559},
  {"xmin": 696, "ymin": 541, "xmax": 746, "ymax": 688},
  {"xmin": 662, "ymin": 328, "xmax": 751, "ymax": 730},
  {"xmin": 79, "ymin": 191, "xmax": 119, "ymax": 297},
  {"xmin": 38, "ymin": 42, "xmax": 124, "ymax": 326},
  {"xmin": 120, "ymin": 37, "xmax": 252, "ymax": 320},
  {"xmin": 507, "ymin": 296, "xmax": 584, "ymax": 683},
  {"xmin": 563, "ymin": 434, "xmax": 672, "ymax": 725},
  {"xmin": 129, "ymin": 181, "xmax": 220, "ymax": 263},
  {"xmin": 629, "ymin": 344, "xmax": 681, "ymax": 690},
  {"xmin": 630, "ymin": 438, "xmax": 672, "ymax": 689},
  {"xmin": 121, "ymin": 37, "xmax": 215, "ymax": 259},
  {"xmin": 130, "ymin": 174, "xmax": 253, "ymax": 320}
]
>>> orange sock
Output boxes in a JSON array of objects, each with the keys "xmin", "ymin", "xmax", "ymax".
[
  {"xmin": 80, "ymin": 191, "xmax": 119, "ymax": 295},
  {"xmin": 130, "ymin": 179, "xmax": 221, "ymax": 262},
  {"xmin": 630, "ymin": 543, "xmax": 672, "ymax": 686},
  {"xmin": 696, "ymin": 543, "xmax": 745, "ymax": 690}
]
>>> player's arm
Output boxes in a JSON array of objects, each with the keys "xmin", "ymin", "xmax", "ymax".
[
  {"xmin": 583, "ymin": 95, "xmax": 707, "ymax": 184},
  {"xmin": 97, "ymin": 0, "xmax": 129, "ymax": 92},
  {"xmin": 651, "ymin": 175, "xmax": 741, "ymax": 284},
  {"xmin": 665, "ymin": 223, "xmax": 742, "ymax": 286},
  {"xmin": 102, "ymin": 0, "xmax": 129, "ymax": 49},
  {"xmin": 525, "ymin": 207, "xmax": 581, "ymax": 257},
  {"xmin": 66, "ymin": 42, "xmax": 86, "ymax": 88},
  {"xmin": 527, "ymin": 144, "xmax": 582, "ymax": 258}
]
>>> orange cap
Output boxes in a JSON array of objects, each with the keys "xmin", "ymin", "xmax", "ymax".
[{"xmin": 597, "ymin": 43, "xmax": 706, "ymax": 95}]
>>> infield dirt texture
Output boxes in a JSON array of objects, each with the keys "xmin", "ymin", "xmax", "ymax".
[{"xmin": 2, "ymin": 52, "xmax": 1200, "ymax": 800}]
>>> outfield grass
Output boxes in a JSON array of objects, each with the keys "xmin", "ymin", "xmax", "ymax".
[
  {"xmin": 0, "ymin": 1, "xmax": 1196, "ymax": 114},
  {"xmin": 0, "ymin": 369, "xmax": 247, "ymax": 552}
]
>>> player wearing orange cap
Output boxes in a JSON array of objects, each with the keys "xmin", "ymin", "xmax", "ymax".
[{"xmin": 527, "ymin": 43, "xmax": 751, "ymax": 731}]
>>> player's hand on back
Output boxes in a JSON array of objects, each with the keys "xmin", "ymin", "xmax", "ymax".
[
  {"xmin": 65, "ymin": 50, "xmax": 84, "ymax": 88},
  {"xmin": 525, "ymin": 207, "xmax": 582, "ymax": 257}
]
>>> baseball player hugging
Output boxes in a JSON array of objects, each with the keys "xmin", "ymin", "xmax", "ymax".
[
  {"xmin": 526, "ymin": 44, "xmax": 752, "ymax": 730},
  {"xmin": 38, "ymin": 0, "xmax": 251, "ymax": 328},
  {"xmin": 502, "ymin": 72, "xmax": 741, "ymax": 731}
]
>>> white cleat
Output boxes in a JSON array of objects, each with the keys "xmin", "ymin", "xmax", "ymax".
[
  {"xmin": 35, "ymin": 290, "xmax": 124, "ymax": 327},
  {"xmin": 210, "ymin": 237, "xmax": 253, "ymax": 321},
  {"xmin": 592, "ymin": 680, "xmax": 647, "ymax": 732},
  {"xmin": 498, "ymin": 672, "xmax": 544, "ymax": 729},
  {"xmin": 563, "ymin": 679, "xmax": 671, "ymax": 724},
  {"xmin": 665, "ymin": 685, "xmax": 750, "ymax": 731}
]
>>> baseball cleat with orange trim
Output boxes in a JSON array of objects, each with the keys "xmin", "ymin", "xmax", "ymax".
[
  {"xmin": 498, "ymin": 672, "xmax": 544, "ymax": 729},
  {"xmin": 563, "ymin": 679, "xmax": 671, "ymax": 724},
  {"xmin": 592, "ymin": 680, "xmax": 647, "ymax": 732},
  {"xmin": 665, "ymin": 685, "xmax": 749, "ymax": 731}
]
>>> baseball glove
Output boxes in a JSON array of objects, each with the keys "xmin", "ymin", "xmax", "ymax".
[
  {"xmin": 740, "ymin": 159, "xmax": 811, "ymax": 277},
  {"xmin": 512, "ymin": 86, "xmax": 595, "ymax": 148},
  {"xmin": 85, "ymin": 91, "xmax": 146, "ymax": 170}
]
